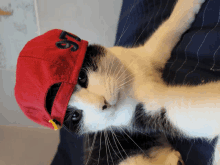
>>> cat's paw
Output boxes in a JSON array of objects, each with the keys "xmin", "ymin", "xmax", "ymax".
[{"xmin": 169, "ymin": 0, "xmax": 206, "ymax": 32}]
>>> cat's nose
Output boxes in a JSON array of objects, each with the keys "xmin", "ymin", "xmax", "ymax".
[{"xmin": 102, "ymin": 98, "xmax": 110, "ymax": 110}]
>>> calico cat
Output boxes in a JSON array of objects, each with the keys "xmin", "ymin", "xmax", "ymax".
[{"xmin": 45, "ymin": 0, "xmax": 220, "ymax": 164}]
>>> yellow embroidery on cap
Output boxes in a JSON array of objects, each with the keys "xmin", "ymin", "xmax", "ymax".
[{"xmin": 49, "ymin": 119, "xmax": 59, "ymax": 131}]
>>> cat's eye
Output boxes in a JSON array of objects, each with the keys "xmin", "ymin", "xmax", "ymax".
[
  {"xmin": 78, "ymin": 70, "xmax": 88, "ymax": 88},
  {"xmin": 72, "ymin": 110, "xmax": 82, "ymax": 121}
]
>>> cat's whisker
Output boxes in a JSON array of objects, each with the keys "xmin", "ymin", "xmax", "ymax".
[
  {"xmin": 109, "ymin": 78, "xmax": 117, "ymax": 104},
  {"xmin": 116, "ymin": 64, "xmax": 155, "ymax": 91},
  {"xmin": 109, "ymin": 126, "xmax": 129, "ymax": 158},
  {"xmin": 107, "ymin": 128, "xmax": 123, "ymax": 161},
  {"xmin": 111, "ymin": 59, "xmax": 123, "ymax": 96},
  {"xmin": 115, "ymin": 57, "xmax": 153, "ymax": 88},
  {"xmin": 114, "ymin": 57, "xmax": 130, "ymax": 83},
  {"xmin": 115, "ymin": 58, "xmax": 137, "ymax": 82},
  {"xmin": 109, "ymin": 126, "xmax": 125, "ymax": 160},
  {"xmin": 84, "ymin": 134, "xmax": 93, "ymax": 153},
  {"xmin": 115, "ymin": 77, "xmax": 134, "ymax": 91},
  {"xmin": 107, "ymin": 73, "xmax": 114, "ymax": 98},
  {"xmin": 109, "ymin": 71, "xmax": 118, "ymax": 101},
  {"xmin": 104, "ymin": 130, "xmax": 110, "ymax": 165},
  {"xmin": 104, "ymin": 53, "xmax": 107, "ymax": 89},
  {"xmin": 106, "ymin": 50, "xmax": 115, "ymax": 78},
  {"xmin": 105, "ymin": 131, "xmax": 114, "ymax": 165},
  {"xmin": 119, "ymin": 84, "xmax": 127, "ymax": 100},
  {"xmin": 111, "ymin": 55, "xmax": 122, "ymax": 78},
  {"xmin": 97, "ymin": 131, "xmax": 102, "ymax": 165},
  {"xmin": 111, "ymin": 79, "xmax": 115, "ymax": 101},
  {"xmin": 118, "ymin": 126, "xmax": 145, "ymax": 154},
  {"xmin": 108, "ymin": 57, "xmax": 119, "ymax": 97},
  {"xmin": 102, "ymin": 117, "xmax": 110, "ymax": 165},
  {"xmin": 105, "ymin": 74, "xmax": 113, "ymax": 103},
  {"xmin": 104, "ymin": 57, "xmax": 111, "ymax": 102},
  {"xmin": 112, "ymin": 76, "xmax": 116, "ymax": 101},
  {"xmin": 105, "ymin": 66, "xmax": 113, "ymax": 98},
  {"xmin": 108, "ymin": 53, "xmax": 117, "ymax": 76},
  {"xmin": 85, "ymin": 132, "xmax": 98, "ymax": 165},
  {"xmin": 114, "ymin": 62, "xmax": 136, "ymax": 94},
  {"xmin": 106, "ymin": 130, "xmax": 123, "ymax": 161},
  {"xmin": 116, "ymin": 72, "xmax": 135, "ymax": 87},
  {"xmin": 125, "ymin": 125, "xmax": 150, "ymax": 136}
]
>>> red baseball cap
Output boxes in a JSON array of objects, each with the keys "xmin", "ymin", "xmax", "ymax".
[{"xmin": 14, "ymin": 29, "xmax": 88, "ymax": 130}]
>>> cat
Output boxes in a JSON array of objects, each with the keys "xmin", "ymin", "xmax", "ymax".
[{"xmin": 45, "ymin": 0, "xmax": 220, "ymax": 164}]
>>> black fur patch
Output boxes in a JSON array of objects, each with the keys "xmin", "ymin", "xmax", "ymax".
[
  {"xmin": 132, "ymin": 103, "xmax": 183, "ymax": 139},
  {"xmin": 81, "ymin": 44, "xmax": 106, "ymax": 72}
]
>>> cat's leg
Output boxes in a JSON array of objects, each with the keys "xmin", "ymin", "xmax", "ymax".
[
  {"xmin": 134, "ymin": 0, "xmax": 207, "ymax": 116},
  {"xmin": 141, "ymin": 0, "xmax": 206, "ymax": 71},
  {"xmin": 134, "ymin": 0, "xmax": 206, "ymax": 105}
]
